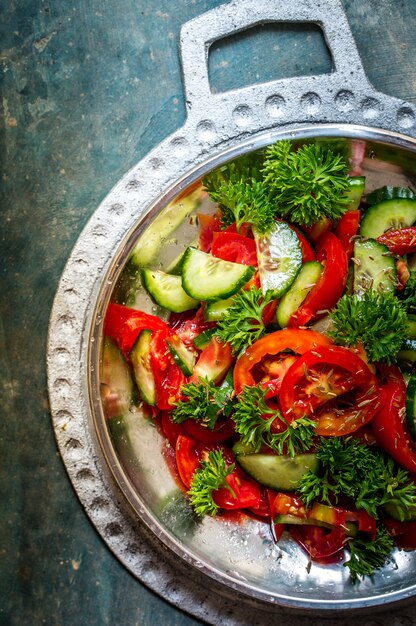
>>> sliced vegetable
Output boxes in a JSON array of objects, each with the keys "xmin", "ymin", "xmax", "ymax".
[
  {"xmin": 190, "ymin": 336, "xmax": 233, "ymax": 384},
  {"xmin": 377, "ymin": 226, "xmax": 416, "ymax": 256},
  {"xmin": 166, "ymin": 334, "xmax": 196, "ymax": 376},
  {"xmin": 211, "ymin": 231, "xmax": 258, "ymax": 265},
  {"xmin": 352, "ymin": 238, "xmax": 396, "ymax": 294},
  {"xmin": 130, "ymin": 330, "xmax": 156, "ymax": 405},
  {"xmin": 365, "ymin": 185, "xmax": 416, "ymax": 205},
  {"xmin": 181, "ymin": 247, "xmax": 255, "ymax": 301},
  {"xmin": 359, "ymin": 198, "xmax": 416, "ymax": 239},
  {"xmin": 276, "ymin": 261, "xmax": 323, "ymax": 328},
  {"xmin": 254, "ymin": 220, "xmax": 302, "ymax": 297},
  {"xmin": 141, "ymin": 269, "xmax": 199, "ymax": 313},
  {"xmin": 232, "ymin": 445, "xmax": 319, "ymax": 491}
]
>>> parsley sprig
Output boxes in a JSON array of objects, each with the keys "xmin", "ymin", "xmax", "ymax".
[
  {"xmin": 172, "ymin": 376, "xmax": 234, "ymax": 428},
  {"xmin": 203, "ymin": 176, "xmax": 275, "ymax": 234},
  {"xmin": 262, "ymin": 140, "xmax": 350, "ymax": 227},
  {"xmin": 329, "ymin": 290, "xmax": 408, "ymax": 363},
  {"xmin": 399, "ymin": 272, "xmax": 416, "ymax": 314},
  {"xmin": 232, "ymin": 384, "xmax": 316, "ymax": 457},
  {"xmin": 215, "ymin": 287, "xmax": 274, "ymax": 355},
  {"xmin": 345, "ymin": 526, "xmax": 394, "ymax": 582},
  {"xmin": 298, "ymin": 437, "xmax": 416, "ymax": 518},
  {"xmin": 188, "ymin": 450, "xmax": 235, "ymax": 517}
]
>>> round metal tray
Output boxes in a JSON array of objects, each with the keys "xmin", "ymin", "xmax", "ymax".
[{"xmin": 47, "ymin": 0, "xmax": 416, "ymax": 622}]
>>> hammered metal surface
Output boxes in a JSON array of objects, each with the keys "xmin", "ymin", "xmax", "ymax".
[{"xmin": 47, "ymin": 0, "xmax": 416, "ymax": 622}]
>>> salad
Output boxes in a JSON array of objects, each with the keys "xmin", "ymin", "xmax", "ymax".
[{"xmin": 102, "ymin": 139, "xmax": 416, "ymax": 581}]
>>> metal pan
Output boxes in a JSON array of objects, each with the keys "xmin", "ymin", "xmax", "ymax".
[{"xmin": 47, "ymin": 0, "xmax": 416, "ymax": 622}]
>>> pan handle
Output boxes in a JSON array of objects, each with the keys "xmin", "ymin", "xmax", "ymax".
[{"xmin": 180, "ymin": 0, "xmax": 370, "ymax": 115}]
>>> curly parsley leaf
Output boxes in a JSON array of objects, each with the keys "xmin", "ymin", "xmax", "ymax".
[
  {"xmin": 215, "ymin": 287, "xmax": 274, "ymax": 355},
  {"xmin": 172, "ymin": 376, "xmax": 234, "ymax": 428},
  {"xmin": 298, "ymin": 437, "xmax": 416, "ymax": 518},
  {"xmin": 329, "ymin": 290, "xmax": 408, "ymax": 364},
  {"xmin": 188, "ymin": 450, "xmax": 235, "ymax": 517},
  {"xmin": 262, "ymin": 140, "xmax": 350, "ymax": 227},
  {"xmin": 203, "ymin": 176, "xmax": 275, "ymax": 234},
  {"xmin": 399, "ymin": 272, "xmax": 416, "ymax": 314},
  {"xmin": 345, "ymin": 526, "xmax": 394, "ymax": 581},
  {"xmin": 232, "ymin": 384, "xmax": 316, "ymax": 457}
]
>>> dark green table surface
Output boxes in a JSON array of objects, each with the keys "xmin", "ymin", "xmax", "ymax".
[{"xmin": 3, "ymin": 1, "xmax": 416, "ymax": 624}]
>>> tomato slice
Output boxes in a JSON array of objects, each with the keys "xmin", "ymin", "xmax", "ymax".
[
  {"xmin": 190, "ymin": 336, "xmax": 233, "ymax": 384},
  {"xmin": 211, "ymin": 231, "xmax": 258, "ymax": 266},
  {"xmin": 198, "ymin": 212, "xmax": 221, "ymax": 252},
  {"xmin": 287, "ymin": 224, "xmax": 316, "ymax": 263},
  {"xmin": 104, "ymin": 302, "xmax": 168, "ymax": 357},
  {"xmin": 175, "ymin": 435, "xmax": 220, "ymax": 489},
  {"xmin": 335, "ymin": 209, "xmax": 361, "ymax": 258},
  {"xmin": 288, "ymin": 232, "xmax": 348, "ymax": 328},
  {"xmin": 168, "ymin": 307, "xmax": 215, "ymax": 347},
  {"xmin": 279, "ymin": 345, "xmax": 380, "ymax": 435},
  {"xmin": 377, "ymin": 227, "xmax": 416, "ymax": 256},
  {"xmin": 233, "ymin": 328, "xmax": 332, "ymax": 395},
  {"xmin": 161, "ymin": 411, "xmax": 186, "ymax": 447},
  {"xmin": 290, "ymin": 525, "xmax": 348, "ymax": 559},
  {"xmin": 371, "ymin": 365, "xmax": 416, "ymax": 473},
  {"xmin": 213, "ymin": 471, "xmax": 261, "ymax": 510},
  {"xmin": 182, "ymin": 416, "xmax": 235, "ymax": 443}
]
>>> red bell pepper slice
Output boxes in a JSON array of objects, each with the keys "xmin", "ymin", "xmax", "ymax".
[
  {"xmin": 233, "ymin": 328, "xmax": 332, "ymax": 395},
  {"xmin": 371, "ymin": 365, "xmax": 416, "ymax": 473},
  {"xmin": 335, "ymin": 209, "xmax": 361, "ymax": 258},
  {"xmin": 288, "ymin": 232, "xmax": 348, "ymax": 328},
  {"xmin": 211, "ymin": 231, "xmax": 258, "ymax": 266},
  {"xmin": 279, "ymin": 345, "xmax": 380, "ymax": 434},
  {"xmin": 377, "ymin": 227, "xmax": 416, "ymax": 256},
  {"xmin": 104, "ymin": 302, "xmax": 168, "ymax": 358}
]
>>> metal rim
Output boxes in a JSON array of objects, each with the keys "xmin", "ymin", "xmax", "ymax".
[{"xmin": 47, "ymin": 123, "xmax": 416, "ymax": 617}]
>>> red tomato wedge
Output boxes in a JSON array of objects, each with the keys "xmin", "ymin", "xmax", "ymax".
[
  {"xmin": 233, "ymin": 329, "xmax": 332, "ymax": 395},
  {"xmin": 211, "ymin": 231, "xmax": 258, "ymax": 266},
  {"xmin": 377, "ymin": 227, "xmax": 416, "ymax": 256},
  {"xmin": 104, "ymin": 302, "xmax": 168, "ymax": 357},
  {"xmin": 279, "ymin": 345, "xmax": 380, "ymax": 435},
  {"xmin": 371, "ymin": 365, "xmax": 416, "ymax": 473}
]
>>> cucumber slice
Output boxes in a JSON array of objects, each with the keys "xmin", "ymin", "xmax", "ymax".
[
  {"xmin": 406, "ymin": 373, "xmax": 416, "ymax": 441},
  {"xmin": 365, "ymin": 186, "xmax": 416, "ymax": 206},
  {"xmin": 193, "ymin": 328, "xmax": 217, "ymax": 350},
  {"xmin": 398, "ymin": 339, "xmax": 416, "ymax": 369},
  {"xmin": 166, "ymin": 335, "xmax": 196, "ymax": 376},
  {"xmin": 254, "ymin": 221, "xmax": 302, "ymax": 297},
  {"xmin": 204, "ymin": 297, "xmax": 234, "ymax": 322},
  {"xmin": 359, "ymin": 198, "xmax": 416, "ymax": 239},
  {"xmin": 101, "ymin": 338, "xmax": 136, "ymax": 418},
  {"xmin": 276, "ymin": 261, "xmax": 323, "ymax": 328},
  {"xmin": 181, "ymin": 247, "xmax": 254, "ymax": 301},
  {"xmin": 344, "ymin": 176, "xmax": 366, "ymax": 210},
  {"xmin": 130, "ymin": 330, "xmax": 156, "ymax": 405},
  {"xmin": 142, "ymin": 269, "xmax": 199, "ymax": 313},
  {"xmin": 232, "ymin": 443, "xmax": 319, "ymax": 491},
  {"xmin": 353, "ymin": 238, "xmax": 396, "ymax": 294}
]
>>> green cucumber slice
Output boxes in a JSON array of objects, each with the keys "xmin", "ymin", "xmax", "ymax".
[
  {"xmin": 101, "ymin": 338, "xmax": 136, "ymax": 418},
  {"xmin": 130, "ymin": 330, "xmax": 156, "ymax": 405},
  {"xmin": 193, "ymin": 328, "xmax": 217, "ymax": 350},
  {"xmin": 344, "ymin": 176, "xmax": 366, "ymax": 210},
  {"xmin": 142, "ymin": 269, "xmax": 199, "ymax": 313},
  {"xmin": 232, "ymin": 443, "xmax": 319, "ymax": 491},
  {"xmin": 204, "ymin": 297, "xmax": 234, "ymax": 322},
  {"xmin": 359, "ymin": 198, "xmax": 416, "ymax": 239},
  {"xmin": 181, "ymin": 247, "xmax": 254, "ymax": 301},
  {"xmin": 254, "ymin": 221, "xmax": 302, "ymax": 297},
  {"xmin": 365, "ymin": 186, "xmax": 416, "ymax": 206},
  {"xmin": 353, "ymin": 238, "xmax": 396, "ymax": 294},
  {"xmin": 406, "ymin": 373, "xmax": 416, "ymax": 441},
  {"xmin": 276, "ymin": 261, "xmax": 323, "ymax": 328},
  {"xmin": 397, "ymin": 339, "xmax": 416, "ymax": 369},
  {"xmin": 166, "ymin": 335, "xmax": 196, "ymax": 376}
]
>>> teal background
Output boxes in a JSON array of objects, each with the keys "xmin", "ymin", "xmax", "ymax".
[{"xmin": 2, "ymin": 0, "xmax": 416, "ymax": 624}]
